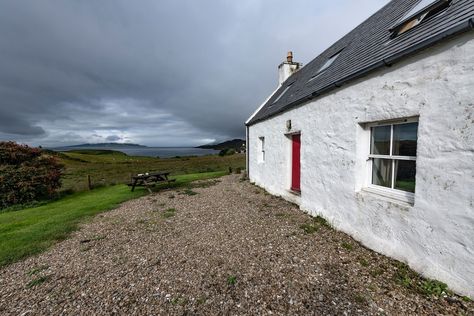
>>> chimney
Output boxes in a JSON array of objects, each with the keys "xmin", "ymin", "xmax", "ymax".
[{"xmin": 278, "ymin": 51, "xmax": 301, "ymax": 86}]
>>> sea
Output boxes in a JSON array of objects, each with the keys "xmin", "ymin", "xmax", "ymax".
[{"xmin": 53, "ymin": 146, "xmax": 220, "ymax": 158}]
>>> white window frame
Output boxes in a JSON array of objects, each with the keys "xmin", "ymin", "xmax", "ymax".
[
  {"xmin": 258, "ymin": 136, "xmax": 265, "ymax": 163},
  {"xmin": 365, "ymin": 117, "xmax": 418, "ymax": 204}
]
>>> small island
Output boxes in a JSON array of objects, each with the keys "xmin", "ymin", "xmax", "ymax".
[
  {"xmin": 58, "ymin": 142, "xmax": 147, "ymax": 149},
  {"xmin": 196, "ymin": 139, "xmax": 245, "ymax": 151}
]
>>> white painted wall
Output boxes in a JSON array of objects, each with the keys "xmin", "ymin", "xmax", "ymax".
[
  {"xmin": 248, "ymin": 32, "xmax": 474, "ymax": 297},
  {"xmin": 278, "ymin": 61, "xmax": 301, "ymax": 86}
]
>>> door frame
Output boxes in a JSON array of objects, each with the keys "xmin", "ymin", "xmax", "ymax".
[{"xmin": 290, "ymin": 132, "xmax": 301, "ymax": 193}]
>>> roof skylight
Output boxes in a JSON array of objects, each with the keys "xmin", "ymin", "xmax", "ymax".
[
  {"xmin": 390, "ymin": 0, "xmax": 451, "ymax": 36},
  {"xmin": 272, "ymin": 83, "xmax": 293, "ymax": 104},
  {"xmin": 307, "ymin": 49, "xmax": 343, "ymax": 83},
  {"xmin": 401, "ymin": 0, "xmax": 440, "ymax": 21},
  {"xmin": 317, "ymin": 50, "xmax": 342, "ymax": 73}
]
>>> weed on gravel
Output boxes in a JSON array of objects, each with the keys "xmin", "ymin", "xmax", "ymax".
[
  {"xmin": 162, "ymin": 208, "xmax": 176, "ymax": 218},
  {"xmin": 392, "ymin": 261, "xmax": 454, "ymax": 298},
  {"xmin": 300, "ymin": 223, "xmax": 319, "ymax": 234},
  {"xmin": 181, "ymin": 189, "xmax": 198, "ymax": 196},
  {"xmin": 354, "ymin": 294, "xmax": 367, "ymax": 304},
  {"xmin": 369, "ymin": 267, "xmax": 386, "ymax": 278},
  {"xmin": 27, "ymin": 265, "xmax": 49, "ymax": 276},
  {"xmin": 171, "ymin": 297, "xmax": 188, "ymax": 306},
  {"xmin": 187, "ymin": 179, "xmax": 221, "ymax": 189},
  {"xmin": 300, "ymin": 215, "xmax": 331, "ymax": 234},
  {"xmin": 227, "ymin": 275, "xmax": 237, "ymax": 285},
  {"xmin": 26, "ymin": 276, "xmax": 50, "ymax": 288},
  {"xmin": 420, "ymin": 279, "xmax": 449, "ymax": 296},
  {"xmin": 341, "ymin": 242, "xmax": 353, "ymax": 251},
  {"xmin": 80, "ymin": 245, "xmax": 93, "ymax": 252},
  {"xmin": 358, "ymin": 257, "xmax": 369, "ymax": 267},
  {"xmin": 313, "ymin": 215, "xmax": 331, "ymax": 228}
]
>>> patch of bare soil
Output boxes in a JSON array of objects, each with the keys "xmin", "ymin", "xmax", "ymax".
[{"xmin": 0, "ymin": 175, "xmax": 472, "ymax": 315}]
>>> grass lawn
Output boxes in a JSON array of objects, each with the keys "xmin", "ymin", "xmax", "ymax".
[
  {"xmin": 0, "ymin": 171, "xmax": 227, "ymax": 267},
  {"xmin": 58, "ymin": 150, "xmax": 245, "ymax": 192}
]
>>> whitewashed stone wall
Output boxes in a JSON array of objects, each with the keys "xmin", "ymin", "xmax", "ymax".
[{"xmin": 247, "ymin": 32, "xmax": 474, "ymax": 297}]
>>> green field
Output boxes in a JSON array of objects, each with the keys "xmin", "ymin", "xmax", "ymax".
[
  {"xmin": 0, "ymin": 149, "xmax": 244, "ymax": 266},
  {"xmin": 0, "ymin": 171, "xmax": 227, "ymax": 267},
  {"xmin": 58, "ymin": 150, "xmax": 245, "ymax": 192}
]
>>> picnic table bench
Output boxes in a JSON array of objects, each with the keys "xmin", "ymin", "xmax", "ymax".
[{"xmin": 128, "ymin": 172, "xmax": 176, "ymax": 192}]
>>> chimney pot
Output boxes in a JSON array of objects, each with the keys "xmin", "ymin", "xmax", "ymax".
[{"xmin": 287, "ymin": 51, "xmax": 293, "ymax": 63}]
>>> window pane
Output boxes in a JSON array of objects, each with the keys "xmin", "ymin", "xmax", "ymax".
[
  {"xmin": 272, "ymin": 84, "xmax": 293, "ymax": 104},
  {"xmin": 317, "ymin": 50, "xmax": 343, "ymax": 73},
  {"xmin": 399, "ymin": 0, "xmax": 438, "ymax": 21},
  {"xmin": 393, "ymin": 122, "xmax": 418, "ymax": 156},
  {"xmin": 372, "ymin": 158, "xmax": 392, "ymax": 188},
  {"xmin": 371, "ymin": 126, "xmax": 391, "ymax": 155},
  {"xmin": 394, "ymin": 160, "xmax": 416, "ymax": 193}
]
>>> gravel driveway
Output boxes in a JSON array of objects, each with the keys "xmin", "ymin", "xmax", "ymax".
[{"xmin": 0, "ymin": 174, "xmax": 472, "ymax": 315}]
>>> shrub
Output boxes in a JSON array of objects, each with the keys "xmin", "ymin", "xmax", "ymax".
[
  {"xmin": 218, "ymin": 148, "xmax": 236, "ymax": 156},
  {"xmin": 0, "ymin": 142, "xmax": 63, "ymax": 209}
]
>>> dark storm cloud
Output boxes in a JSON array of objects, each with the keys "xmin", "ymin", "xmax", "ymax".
[
  {"xmin": 0, "ymin": 0, "xmax": 388, "ymax": 146},
  {"xmin": 0, "ymin": 109, "xmax": 45, "ymax": 135},
  {"xmin": 105, "ymin": 135, "xmax": 122, "ymax": 142}
]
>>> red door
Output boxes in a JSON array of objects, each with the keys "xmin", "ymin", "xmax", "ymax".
[{"xmin": 291, "ymin": 134, "xmax": 301, "ymax": 192}]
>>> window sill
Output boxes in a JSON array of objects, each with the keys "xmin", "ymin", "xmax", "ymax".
[{"xmin": 362, "ymin": 185, "xmax": 414, "ymax": 206}]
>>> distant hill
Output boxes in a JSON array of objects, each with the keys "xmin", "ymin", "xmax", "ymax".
[
  {"xmin": 197, "ymin": 139, "xmax": 245, "ymax": 151},
  {"xmin": 54, "ymin": 142, "xmax": 147, "ymax": 149}
]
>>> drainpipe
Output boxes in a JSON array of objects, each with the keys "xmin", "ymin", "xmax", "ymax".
[{"xmin": 246, "ymin": 125, "xmax": 249, "ymax": 178}]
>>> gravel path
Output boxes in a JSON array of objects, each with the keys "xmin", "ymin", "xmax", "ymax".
[{"xmin": 0, "ymin": 175, "xmax": 472, "ymax": 315}]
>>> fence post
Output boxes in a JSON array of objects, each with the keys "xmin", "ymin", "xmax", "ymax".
[{"xmin": 87, "ymin": 175, "xmax": 92, "ymax": 190}]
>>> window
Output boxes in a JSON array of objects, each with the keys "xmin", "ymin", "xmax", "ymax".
[
  {"xmin": 401, "ymin": 0, "xmax": 440, "ymax": 21},
  {"xmin": 307, "ymin": 71, "xmax": 324, "ymax": 83},
  {"xmin": 368, "ymin": 119, "xmax": 418, "ymax": 202},
  {"xmin": 390, "ymin": 0, "xmax": 451, "ymax": 37},
  {"xmin": 259, "ymin": 137, "xmax": 265, "ymax": 162},
  {"xmin": 307, "ymin": 49, "xmax": 343, "ymax": 83},
  {"xmin": 272, "ymin": 83, "xmax": 293, "ymax": 105}
]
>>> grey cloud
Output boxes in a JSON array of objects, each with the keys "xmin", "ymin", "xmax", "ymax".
[
  {"xmin": 105, "ymin": 135, "xmax": 122, "ymax": 142},
  {"xmin": 0, "ymin": 0, "xmax": 388, "ymax": 146},
  {"xmin": 0, "ymin": 110, "xmax": 45, "ymax": 135}
]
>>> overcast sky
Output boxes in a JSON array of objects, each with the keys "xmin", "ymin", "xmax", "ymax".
[{"xmin": 0, "ymin": 0, "xmax": 389, "ymax": 147}]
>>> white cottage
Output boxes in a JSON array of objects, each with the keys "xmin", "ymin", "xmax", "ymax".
[{"xmin": 245, "ymin": 0, "xmax": 474, "ymax": 297}]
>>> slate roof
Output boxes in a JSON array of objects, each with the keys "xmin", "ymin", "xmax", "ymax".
[{"xmin": 246, "ymin": 0, "xmax": 474, "ymax": 126}]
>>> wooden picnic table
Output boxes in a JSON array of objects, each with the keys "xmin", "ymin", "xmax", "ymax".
[{"xmin": 128, "ymin": 172, "xmax": 175, "ymax": 192}]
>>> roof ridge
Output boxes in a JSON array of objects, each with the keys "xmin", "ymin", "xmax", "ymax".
[{"xmin": 247, "ymin": 0, "xmax": 474, "ymax": 126}]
